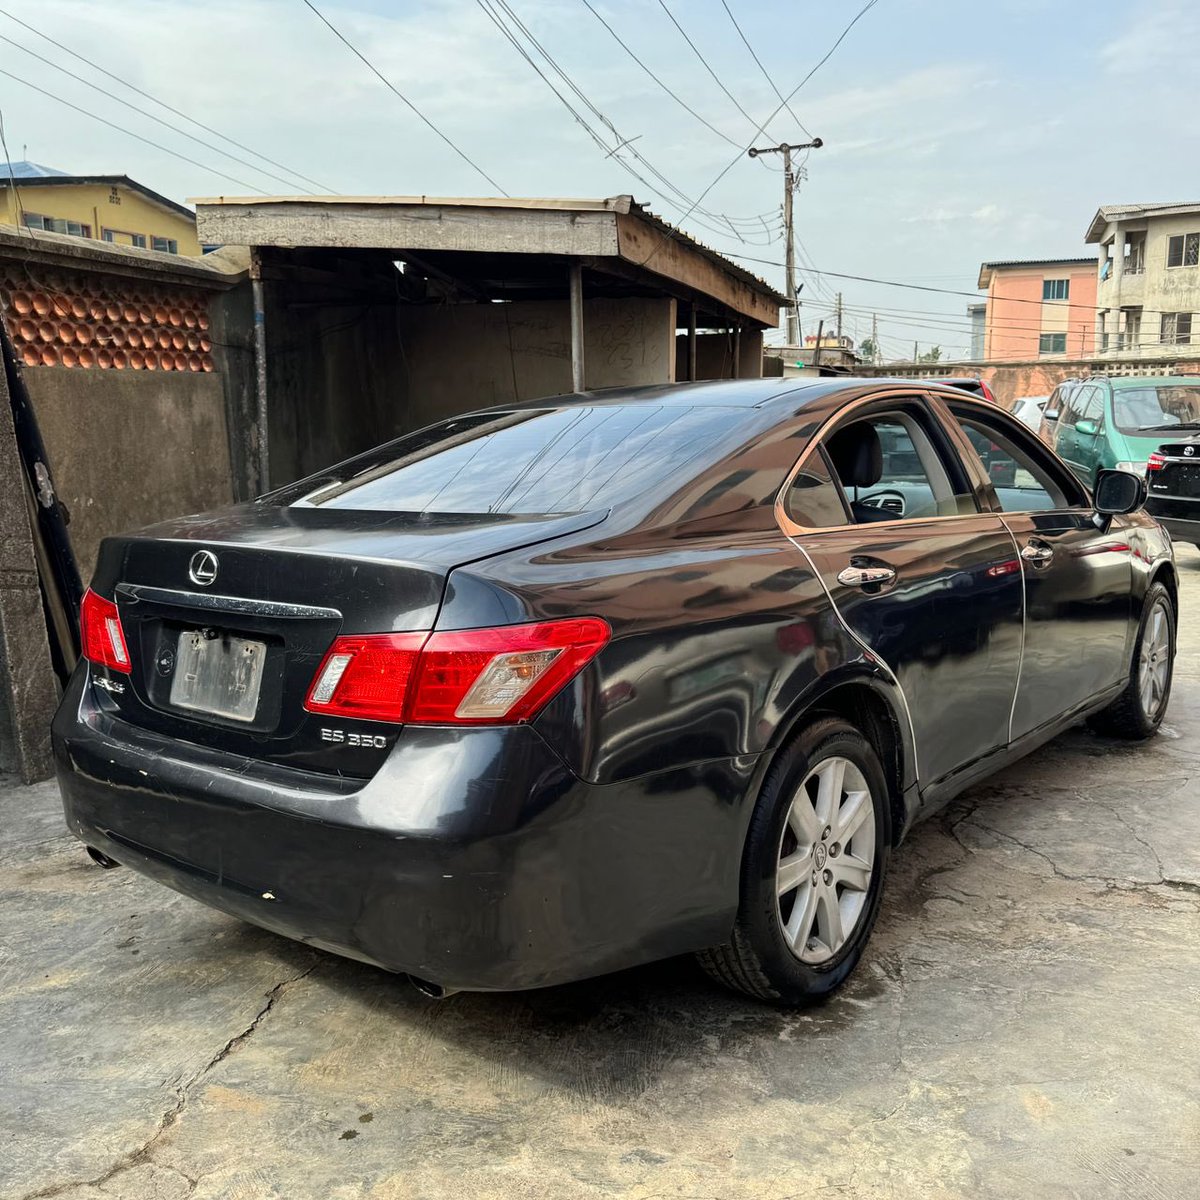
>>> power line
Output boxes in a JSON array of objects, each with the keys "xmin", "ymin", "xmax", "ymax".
[
  {"xmin": 719, "ymin": 0, "xmax": 812, "ymax": 139},
  {"xmin": 0, "ymin": 5, "xmax": 332, "ymax": 194},
  {"xmin": 0, "ymin": 67, "xmax": 273, "ymax": 193},
  {"xmin": 635, "ymin": 0, "xmax": 882, "ymax": 268},
  {"xmin": 0, "ymin": 33, "xmax": 321, "ymax": 196},
  {"xmin": 577, "ymin": 0, "xmax": 743, "ymax": 152},
  {"xmin": 300, "ymin": 0, "xmax": 509, "ymax": 196},
  {"xmin": 476, "ymin": 0, "xmax": 782, "ymax": 244},
  {"xmin": 654, "ymin": 0, "xmax": 763, "ymax": 138}
]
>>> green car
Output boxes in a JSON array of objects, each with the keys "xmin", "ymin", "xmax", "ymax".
[{"xmin": 1048, "ymin": 374, "xmax": 1200, "ymax": 487}]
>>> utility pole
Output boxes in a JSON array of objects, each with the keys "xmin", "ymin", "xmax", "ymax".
[
  {"xmin": 747, "ymin": 137, "xmax": 823, "ymax": 347},
  {"xmin": 871, "ymin": 313, "xmax": 879, "ymax": 365},
  {"xmin": 812, "ymin": 319, "xmax": 824, "ymax": 373},
  {"xmin": 835, "ymin": 292, "xmax": 843, "ymax": 343}
]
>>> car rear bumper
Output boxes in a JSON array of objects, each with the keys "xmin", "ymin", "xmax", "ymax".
[
  {"xmin": 53, "ymin": 668, "xmax": 754, "ymax": 991},
  {"xmin": 1146, "ymin": 497, "xmax": 1200, "ymax": 545}
]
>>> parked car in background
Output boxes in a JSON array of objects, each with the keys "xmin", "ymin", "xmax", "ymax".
[
  {"xmin": 1011, "ymin": 395, "xmax": 1049, "ymax": 433},
  {"xmin": 932, "ymin": 377, "xmax": 996, "ymax": 403},
  {"xmin": 54, "ymin": 379, "xmax": 1176, "ymax": 1007},
  {"xmin": 1038, "ymin": 379, "xmax": 1085, "ymax": 444},
  {"xmin": 1147, "ymin": 428, "xmax": 1200, "ymax": 548},
  {"xmin": 1049, "ymin": 374, "xmax": 1200, "ymax": 488}
]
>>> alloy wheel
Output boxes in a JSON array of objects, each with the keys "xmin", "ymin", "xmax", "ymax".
[
  {"xmin": 1138, "ymin": 599, "xmax": 1172, "ymax": 720},
  {"xmin": 776, "ymin": 756, "xmax": 876, "ymax": 965}
]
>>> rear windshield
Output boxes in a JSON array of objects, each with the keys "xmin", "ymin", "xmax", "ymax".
[
  {"xmin": 283, "ymin": 405, "xmax": 748, "ymax": 514},
  {"xmin": 1112, "ymin": 384, "xmax": 1200, "ymax": 434}
]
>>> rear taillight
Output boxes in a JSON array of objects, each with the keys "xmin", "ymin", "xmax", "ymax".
[
  {"xmin": 1147, "ymin": 451, "xmax": 1166, "ymax": 473},
  {"xmin": 304, "ymin": 618, "xmax": 610, "ymax": 725},
  {"xmin": 80, "ymin": 588, "xmax": 131, "ymax": 673}
]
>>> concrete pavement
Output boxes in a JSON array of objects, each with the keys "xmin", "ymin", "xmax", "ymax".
[{"xmin": 3, "ymin": 550, "xmax": 1198, "ymax": 1200}]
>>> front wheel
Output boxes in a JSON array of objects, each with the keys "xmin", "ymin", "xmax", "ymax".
[
  {"xmin": 1088, "ymin": 580, "xmax": 1176, "ymax": 739},
  {"xmin": 697, "ymin": 717, "xmax": 891, "ymax": 1005}
]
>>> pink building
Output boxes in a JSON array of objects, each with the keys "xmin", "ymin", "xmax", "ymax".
[{"xmin": 976, "ymin": 258, "xmax": 1097, "ymax": 361}]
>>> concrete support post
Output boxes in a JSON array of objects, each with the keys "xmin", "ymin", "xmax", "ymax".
[
  {"xmin": 250, "ymin": 259, "xmax": 270, "ymax": 494},
  {"xmin": 687, "ymin": 306, "xmax": 697, "ymax": 381},
  {"xmin": 569, "ymin": 264, "xmax": 585, "ymax": 393},
  {"xmin": 732, "ymin": 326, "xmax": 741, "ymax": 378}
]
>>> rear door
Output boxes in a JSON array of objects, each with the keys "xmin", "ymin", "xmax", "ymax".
[
  {"xmin": 942, "ymin": 399, "xmax": 1134, "ymax": 740},
  {"xmin": 780, "ymin": 394, "xmax": 1024, "ymax": 788},
  {"xmin": 1055, "ymin": 384, "xmax": 1101, "ymax": 483}
]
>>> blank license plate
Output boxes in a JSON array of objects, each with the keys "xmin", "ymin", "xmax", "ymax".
[{"xmin": 169, "ymin": 630, "xmax": 266, "ymax": 722}]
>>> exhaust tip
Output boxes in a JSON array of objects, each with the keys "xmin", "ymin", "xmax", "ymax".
[
  {"xmin": 407, "ymin": 975, "xmax": 459, "ymax": 1000},
  {"xmin": 85, "ymin": 846, "xmax": 122, "ymax": 870}
]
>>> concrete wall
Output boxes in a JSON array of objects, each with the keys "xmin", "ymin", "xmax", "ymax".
[
  {"xmin": 397, "ymin": 296, "xmax": 677, "ymax": 432},
  {"xmin": 28, "ymin": 368, "xmax": 232, "ymax": 579},
  {"xmin": 675, "ymin": 329, "xmax": 764, "ymax": 381}
]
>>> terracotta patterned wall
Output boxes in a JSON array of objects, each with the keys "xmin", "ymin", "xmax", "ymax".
[{"xmin": 2, "ymin": 268, "xmax": 214, "ymax": 372}]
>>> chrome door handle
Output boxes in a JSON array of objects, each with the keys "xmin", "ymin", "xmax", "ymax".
[
  {"xmin": 1021, "ymin": 542, "xmax": 1054, "ymax": 564},
  {"xmin": 837, "ymin": 565, "xmax": 896, "ymax": 588}
]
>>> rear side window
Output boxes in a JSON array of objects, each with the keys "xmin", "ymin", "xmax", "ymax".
[
  {"xmin": 783, "ymin": 447, "xmax": 850, "ymax": 528},
  {"xmin": 287, "ymin": 405, "xmax": 748, "ymax": 514}
]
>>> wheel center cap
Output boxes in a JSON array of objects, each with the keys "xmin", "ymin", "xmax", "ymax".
[{"xmin": 814, "ymin": 843, "xmax": 828, "ymax": 870}]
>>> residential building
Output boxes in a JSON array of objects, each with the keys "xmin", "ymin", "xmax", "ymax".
[
  {"xmin": 976, "ymin": 258, "xmax": 1097, "ymax": 360},
  {"xmin": 0, "ymin": 162, "xmax": 201, "ymax": 255},
  {"xmin": 967, "ymin": 302, "xmax": 985, "ymax": 359},
  {"xmin": 1086, "ymin": 202, "xmax": 1200, "ymax": 359}
]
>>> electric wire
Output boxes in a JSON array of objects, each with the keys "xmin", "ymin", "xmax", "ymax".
[
  {"xmin": 0, "ymin": 5, "xmax": 332, "ymax": 194},
  {"xmin": 300, "ymin": 0, "xmax": 509, "ymax": 196},
  {"xmin": 719, "ymin": 0, "xmax": 812, "ymax": 139},
  {"xmin": 0, "ymin": 66, "xmax": 272, "ymax": 193},
  {"xmin": 0, "ymin": 33, "xmax": 322, "ymax": 197}
]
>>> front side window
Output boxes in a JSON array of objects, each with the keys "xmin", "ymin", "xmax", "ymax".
[
  {"xmin": 821, "ymin": 411, "xmax": 974, "ymax": 524},
  {"xmin": 1042, "ymin": 279, "xmax": 1069, "ymax": 301},
  {"xmin": 279, "ymin": 405, "xmax": 753, "ymax": 515},
  {"xmin": 1111, "ymin": 384, "xmax": 1200, "ymax": 434},
  {"xmin": 951, "ymin": 408, "xmax": 1083, "ymax": 512},
  {"xmin": 1166, "ymin": 232, "xmax": 1200, "ymax": 269},
  {"xmin": 1038, "ymin": 332, "xmax": 1067, "ymax": 355}
]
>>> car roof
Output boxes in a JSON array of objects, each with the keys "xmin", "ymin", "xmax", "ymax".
[{"xmin": 1107, "ymin": 374, "xmax": 1200, "ymax": 389}]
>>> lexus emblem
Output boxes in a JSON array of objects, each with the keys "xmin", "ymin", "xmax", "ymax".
[
  {"xmin": 1186, "ymin": 445, "xmax": 1195, "ymax": 457},
  {"xmin": 188, "ymin": 550, "xmax": 219, "ymax": 586}
]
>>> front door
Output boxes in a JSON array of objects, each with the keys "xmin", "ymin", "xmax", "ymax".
[
  {"xmin": 783, "ymin": 400, "xmax": 1024, "ymax": 787},
  {"xmin": 946, "ymin": 402, "xmax": 1133, "ymax": 740}
]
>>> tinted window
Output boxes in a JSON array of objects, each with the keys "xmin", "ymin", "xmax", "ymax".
[
  {"xmin": 1111, "ymin": 384, "xmax": 1200, "ymax": 433},
  {"xmin": 285, "ymin": 406, "xmax": 749, "ymax": 514},
  {"xmin": 784, "ymin": 448, "xmax": 849, "ymax": 528},
  {"xmin": 952, "ymin": 409, "xmax": 1083, "ymax": 512}
]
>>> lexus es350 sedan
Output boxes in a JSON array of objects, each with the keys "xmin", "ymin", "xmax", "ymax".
[{"xmin": 55, "ymin": 379, "xmax": 1178, "ymax": 1005}]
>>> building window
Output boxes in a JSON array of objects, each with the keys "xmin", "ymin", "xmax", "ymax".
[
  {"xmin": 1098, "ymin": 310, "xmax": 1110, "ymax": 352},
  {"xmin": 1124, "ymin": 235, "xmax": 1145, "ymax": 275},
  {"xmin": 1038, "ymin": 332, "xmax": 1067, "ymax": 355},
  {"xmin": 1042, "ymin": 279, "xmax": 1070, "ymax": 301},
  {"xmin": 1120, "ymin": 306, "xmax": 1143, "ymax": 350},
  {"xmin": 102, "ymin": 228, "xmax": 148, "ymax": 248},
  {"xmin": 1161, "ymin": 312, "xmax": 1193, "ymax": 345},
  {"xmin": 1166, "ymin": 233, "xmax": 1200, "ymax": 268},
  {"xmin": 151, "ymin": 236, "xmax": 179, "ymax": 254},
  {"xmin": 21, "ymin": 212, "xmax": 91, "ymax": 238}
]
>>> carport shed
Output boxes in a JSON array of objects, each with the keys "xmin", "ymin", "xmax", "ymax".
[{"xmin": 194, "ymin": 194, "xmax": 785, "ymax": 493}]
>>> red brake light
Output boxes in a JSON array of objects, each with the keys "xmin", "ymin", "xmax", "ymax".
[
  {"xmin": 80, "ymin": 588, "xmax": 131, "ymax": 673},
  {"xmin": 1147, "ymin": 451, "xmax": 1166, "ymax": 472},
  {"xmin": 304, "ymin": 618, "xmax": 611, "ymax": 725}
]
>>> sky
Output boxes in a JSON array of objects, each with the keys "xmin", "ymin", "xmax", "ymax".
[{"xmin": 2, "ymin": 0, "xmax": 1197, "ymax": 360}]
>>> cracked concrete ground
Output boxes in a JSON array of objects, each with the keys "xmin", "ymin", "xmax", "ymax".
[{"xmin": 3, "ymin": 550, "xmax": 1199, "ymax": 1200}]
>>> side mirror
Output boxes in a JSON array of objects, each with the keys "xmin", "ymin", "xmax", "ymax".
[
  {"xmin": 1094, "ymin": 468, "xmax": 1146, "ymax": 517},
  {"xmin": 1043, "ymin": 409, "xmax": 1059, "ymax": 422},
  {"xmin": 1075, "ymin": 418, "xmax": 1099, "ymax": 436}
]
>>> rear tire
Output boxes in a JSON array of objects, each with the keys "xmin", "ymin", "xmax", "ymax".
[
  {"xmin": 697, "ymin": 717, "xmax": 891, "ymax": 1005},
  {"xmin": 1088, "ymin": 581, "xmax": 1175, "ymax": 740}
]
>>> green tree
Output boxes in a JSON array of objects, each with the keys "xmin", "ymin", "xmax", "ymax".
[
  {"xmin": 918, "ymin": 345, "xmax": 943, "ymax": 363},
  {"xmin": 859, "ymin": 337, "xmax": 877, "ymax": 361}
]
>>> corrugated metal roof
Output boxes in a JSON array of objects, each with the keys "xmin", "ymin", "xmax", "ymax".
[
  {"xmin": 3, "ymin": 160, "xmax": 69, "ymax": 178},
  {"xmin": 1085, "ymin": 201, "xmax": 1200, "ymax": 242}
]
